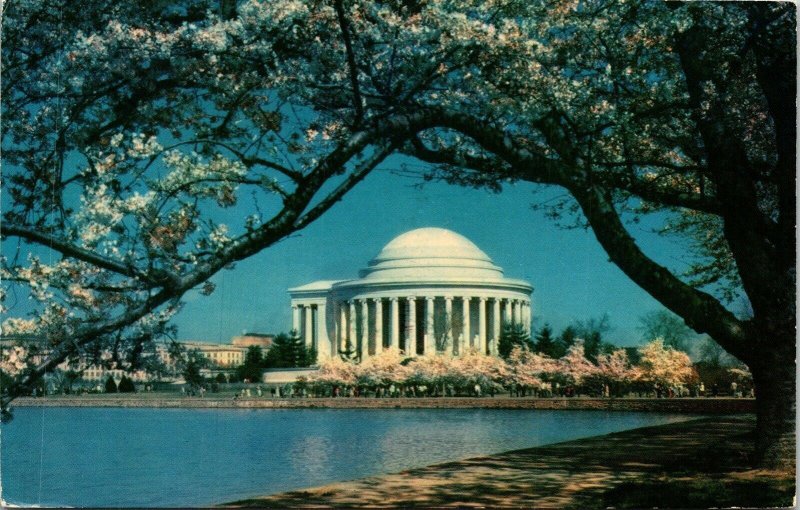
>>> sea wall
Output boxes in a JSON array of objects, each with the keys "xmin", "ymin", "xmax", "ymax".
[{"xmin": 12, "ymin": 396, "xmax": 755, "ymax": 413}]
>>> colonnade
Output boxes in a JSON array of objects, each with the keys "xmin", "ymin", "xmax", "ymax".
[
  {"xmin": 329, "ymin": 295, "xmax": 531, "ymax": 360},
  {"xmin": 291, "ymin": 303, "xmax": 319, "ymax": 351}
]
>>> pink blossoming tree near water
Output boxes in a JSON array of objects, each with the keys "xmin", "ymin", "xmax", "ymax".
[
  {"xmin": 1, "ymin": 0, "xmax": 794, "ymax": 467},
  {"xmin": 308, "ymin": 340, "xmax": 694, "ymax": 397}
]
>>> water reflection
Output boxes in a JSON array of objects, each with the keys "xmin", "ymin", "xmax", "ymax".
[
  {"xmin": 2, "ymin": 408, "xmax": 691, "ymax": 507},
  {"xmin": 288, "ymin": 436, "xmax": 332, "ymax": 480}
]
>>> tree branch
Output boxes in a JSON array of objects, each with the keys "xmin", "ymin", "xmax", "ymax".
[
  {"xmin": 410, "ymin": 108, "xmax": 753, "ymax": 361},
  {"xmin": 334, "ymin": 0, "xmax": 364, "ymax": 126},
  {"xmin": 1, "ymin": 111, "xmax": 439, "ymax": 409},
  {"xmin": 294, "ymin": 142, "xmax": 397, "ymax": 230},
  {"xmin": 568, "ymin": 184, "xmax": 751, "ymax": 361},
  {"xmin": 1, "ymin": 225, "xmax": 172, "ymax": 286}
]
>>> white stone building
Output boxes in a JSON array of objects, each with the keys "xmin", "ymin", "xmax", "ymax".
[{"xmin": 289, "ymin": 228, "xmax": 533, "ymax": 360}]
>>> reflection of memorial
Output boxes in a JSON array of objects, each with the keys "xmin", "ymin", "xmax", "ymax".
[{"xmin": 289, "ymin": 228, "xmax": 533, "ymax": 360}]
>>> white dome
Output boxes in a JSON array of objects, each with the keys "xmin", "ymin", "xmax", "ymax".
[{"xmin": 358, "ymin": 227, "xmax": 504, "ymax": 281}]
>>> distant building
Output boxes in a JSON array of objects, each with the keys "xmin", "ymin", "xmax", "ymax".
[
  {"xmin": 182, "ymin": 341, "xmax": 247, "ymax": 368},
  {"xmin": 231, "ymin": 333, "xmax": 274, "ymax": 349},
  {"xmin": 289, "ymin": 228, "xmax": 533, "ymax": 361}
]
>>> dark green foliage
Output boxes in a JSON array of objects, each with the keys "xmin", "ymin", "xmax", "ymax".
[
  {"xmin": 264, "ymin": 331, "xmax": 317, "ymax": 368},
  {"xmin": 215, "ymin": 373, "xmax": 227, "ymax": 383},
  {"xmin": 575, "ymin": 314, "xmax": 615, "ymax": 363},
  {"xmin": 236, "ymin": 346, "xmax": 264, "ymax": 382},
  {"xmin": 555, "ymin": 325, "xmax": 577, "ymax": 357},
  {"xmin": 183, "ymin": 357, "xmax": 204, "ymax": 388},
  {"xmin": 303, "ymin": 346, "xmax": 318, "ymax": 367},
  {"xmin": 118, "ymin": 375, "xmax": 136, "ymax": 393},
  {"xmin": 603, "ymin": 480, "xmax": 794, "ymax": 509},
  {"xmin": 498, "ymin": 322, "xmax": 533, "ymax": 358},
  {"xmin": 624, "ymin": 347, "xmax": 642, "ymax": 366},
  {"xmin": 533, "ymin": 324, "xmax": 558, "ymax": 357},
  {"xmin": 104, "ymin": 376, "xmax": 117, "ymax": 393}
]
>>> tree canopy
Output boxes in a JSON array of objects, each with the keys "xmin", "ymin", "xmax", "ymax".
[
  {"xmin": 264, "ymin": 331, "xmax": 317, "ymax": 368},
  {"xmin": 1, "ymin": 0, "xmax": 794, "ymax": 466}
]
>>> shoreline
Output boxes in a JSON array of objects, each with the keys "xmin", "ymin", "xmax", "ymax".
[
  {"xmin": 224, "ymin": 414, "xmax": 794, "ymax": 508},
  {"xmin": 12, "ymin": 395, "xmax": 755, "ymax": 413}
]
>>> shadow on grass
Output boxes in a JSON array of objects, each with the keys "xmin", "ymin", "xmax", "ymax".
[
  {"xmin": 226, "ymin": 416, "xmax": 794, "ymax": 509},
  {"xmin": 603, "ymin": 479, "xmax": 795, "ymax": 509}
]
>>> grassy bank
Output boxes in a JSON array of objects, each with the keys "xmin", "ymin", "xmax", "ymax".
[
  {"xmin": 11, "ymin": 393, "xmax": 756, "ymax": 412},
  {"xmin": 225, "ymin": 415, "xmax": 794, "ymax": 508}
]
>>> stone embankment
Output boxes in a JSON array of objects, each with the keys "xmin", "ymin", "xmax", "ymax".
[{"xmin": 13, "ymin": 395, "xmax": 755, "ymax": 413}]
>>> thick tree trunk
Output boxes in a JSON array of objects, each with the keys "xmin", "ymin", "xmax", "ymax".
[{"xmin": 749, "ymin": 333, "xmax": 796, "ymax": 469}]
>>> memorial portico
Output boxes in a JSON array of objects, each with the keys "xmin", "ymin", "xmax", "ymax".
[{"xmin": 289, "ymin": 228, "xmax": 533, "ymax": 361}]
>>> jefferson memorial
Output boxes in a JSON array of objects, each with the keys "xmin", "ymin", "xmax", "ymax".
[{"xmin": 289, "ymin": 228, "xmax": 533, "ymax": 360}]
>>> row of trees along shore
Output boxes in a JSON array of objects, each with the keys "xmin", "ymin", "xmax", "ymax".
[
  {"xmin": 306, "ymin": 337, "xmax": 752, "ymax": 399},
  {"xmin": 1, "ymin": 0, "xmax": 793, "ymax": 467}
]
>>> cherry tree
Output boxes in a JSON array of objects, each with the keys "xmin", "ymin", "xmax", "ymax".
[
  {"xmin": 557, "ymin": 341, "xmax": 601, "ymax": 388},
  {"xmin": 354, "ymin": 350, "xmax": 412, "ymax": 388},
  {"xmin": 310, "ymin": 356, "xmax": 357, "ymax": 388},
  {"xmin": 0, "ymin": 0, "xmax": 438, "ymax": 411},
  {"xmin": 320, "ymin": 0, "xmax": 791, "ymax": 465},
  {"xmin": 449, "ymin": 350, "xmax": 509, "ymax": 391},
  {"xmin": 634, "ymin": 339, "xmax": 697, "ymax": 389},
  {"xmin": 507, "ymin": 346, "xmax": 557, "ymax": 390},
  {"xmin": 2, "ymin": 0, "xmax": 794, "ymax": 466},
  {"xmin": 595, "ymin": 349, "xmax": 635, "ymax": 396}
]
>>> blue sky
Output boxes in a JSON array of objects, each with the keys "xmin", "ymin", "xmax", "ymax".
[{"xmin": 177, "ymin": 153, "xmax": 698, "ymax": 347}]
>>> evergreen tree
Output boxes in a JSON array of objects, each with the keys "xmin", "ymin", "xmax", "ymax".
[
  {"xmin": 104, "ymin": 376, "xmax": 117, "ymax": 393},
  {"xmin": 236, "ymin": 346, "xmax": 264, "ymax": 382},
  {"xmin": 555, "ymin": 326, "xmax": 577, "ymax": 358},
  {"xmin": 534, "ymin": 324, "xmax": 558, "ymax": 357},
  {"xmin": 265, "ymin": 331, "xmax": 317, "ymax": 368},
  {"xmin": 624, "ymin": 347, "xmax": 642, "ymax": 366},
  {"xmin": 300, "ymin": 346, "xmax": 318, "ymax": 367},
  {"xmin": 118, "ymin": 375, "xmax": 136, "ymax": 393},
  {"xmin": 498, "ymin": 322, "xmax": 533, "ymax": 359},
  {"xmin": 183, "ymin": 356, "xmax": 204, "ymax": 388},
  {"xmin": 575, "ymin": 314, "xmax": 614, "ymax": 363}
]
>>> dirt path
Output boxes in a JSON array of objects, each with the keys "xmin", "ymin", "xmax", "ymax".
[{"xmin": 225, "ymin": 415, "xmax": 794, "ymax": 508}]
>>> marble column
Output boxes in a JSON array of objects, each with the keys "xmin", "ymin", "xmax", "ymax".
[
  {"xmin": 492, "ymin": 299, "xmax": 501, "ymax": 356},
  {"xmin": 406, "ymin": 297, "xmax": 416, "ymax": 355},
  {"xmin": 374, "ymin": 298, "xmax": 383, "ymax": 354},
  {"xmin": 348, "ymin": 300, "xmax": 357, "ymax": 354},
  {"xmin": 462, "ymin": 297, "xmax": 471, "ymax": 355},
  {"xmin": 478, "ymin": 297, "xmax": 487, "ymax": 355},
  {"xmin": 304, "ymin": 305, "xmax": 313, "ymax": 348},
  {"xmin": 502, "ymin": 299, "xmax": 510, "ymax": 325},
  {"xmin": 425, "ymin": 297, "xmax": 435, "ymax": 356},
  {"xmin": 523, "ymin": 301, "xmax": 531, "ymax": 332},
  {"xmin": 292, "ymin": 305, "xmax": 300, "ymax": 334},
  {"xmin": 360, "ymin": 298, "xmax": 370, "ymax": 359},
  {"xmin": 338, "ymin": 302, "xmax": 347, "ymax": 353},
  {"xmin": 514, "ymin": 300, "xmax": 522, "ymax": 325},
  {"xmin": 390, "ymin": 297, "xmax": 400, "ymax": 352},
  {"xmin": 315, "ymin": 303, "xmax": 327, "ymax": 359},
  {"xmin": 444, "ymin": 296, "xmax": 454, "ymax": 355}
]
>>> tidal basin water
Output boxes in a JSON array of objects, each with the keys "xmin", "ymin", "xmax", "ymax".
[{"xmin": 2, "ymin": 407, "xmax": 691, "ymax": 507}]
